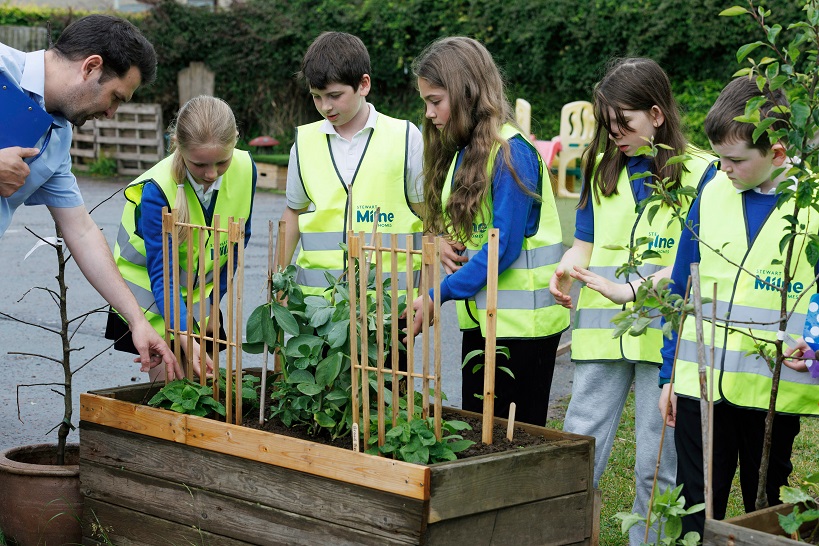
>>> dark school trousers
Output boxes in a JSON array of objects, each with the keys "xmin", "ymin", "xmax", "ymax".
[
  {"xmin": 460, "ymin": 328, "xmax": 561, "ymax": 427},
  {"xmin": 675, "ymin": 396, "xmax": 800, "ymax": 536}
]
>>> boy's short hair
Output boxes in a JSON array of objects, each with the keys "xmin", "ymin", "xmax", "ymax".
[
  {"xmin": 299, "ymin": 31, "xmax": 370, "ymax": 90},
  {"xmin": 704, "ymin": 77, "xmax": 788, "ymax": 154}
]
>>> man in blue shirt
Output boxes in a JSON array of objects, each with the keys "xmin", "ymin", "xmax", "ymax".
[{"xmin": 0, "ymin": 15, "xmax": 181, "ymax": 378}]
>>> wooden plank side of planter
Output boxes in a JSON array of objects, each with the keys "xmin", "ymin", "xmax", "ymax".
[
  {"xmin": 80, "ymin": 392, "xmax": 186, "ymax": 443},
  {"xmin": 81, "ymin": 460, "xmax": 417, "ymax": 546},
  {"xmin": 81, "ymin": 423, "xmax": 425, "ymax": 542},
  {"xmin": 82, "ymin": 498, "xmax": 251, "ymax": 546},
  {"xmin": 80, "ymin": 392, "xmax": 430, "ymax": 500},
  {"xmin": 424, "ymin": 491, "xmax": 592, "ymax": 545},
  {"xmin": 703, "ymin": 505, "xmax": 811, "ymax": 546},
  {"xmin": 428, "ymin": 439, "xmax": 592, "ymax": 523}
]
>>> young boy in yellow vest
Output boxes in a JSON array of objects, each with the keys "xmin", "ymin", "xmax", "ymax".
[
  {"xmin": 278, "ymin": 32, "xmax": 423, "ymax": 292},
  {"xmin": 659, "ymin": 76, "xmax": 819, "ymax": 535}
]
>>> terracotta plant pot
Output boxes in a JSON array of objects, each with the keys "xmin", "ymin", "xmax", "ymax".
[{"xmin": 0, "ymin": 444, "xmax": 82, "ymax": 546}]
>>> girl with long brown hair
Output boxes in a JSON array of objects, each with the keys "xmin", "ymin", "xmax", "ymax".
[{"xmin": 409, "ymin": 37, "xmax": 568, "ymax": 426}]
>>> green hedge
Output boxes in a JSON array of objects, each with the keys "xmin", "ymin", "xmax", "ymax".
[{"xmin": 1, "ymin": 0, "xmax": 801, "ymax": 150}]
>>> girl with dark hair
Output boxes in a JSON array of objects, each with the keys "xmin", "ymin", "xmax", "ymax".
[{"xmin": 549, "ymin": 57, "xmax": 719, "ymax": 545}]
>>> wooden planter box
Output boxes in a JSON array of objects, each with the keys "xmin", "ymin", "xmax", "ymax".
[
  {"xmin": 79, "ymin": 383, "xmax": 595, "ymax": 545},
  {"xmin": 704, "ymin": 504, "xmax": 817, "ymax": 545}
]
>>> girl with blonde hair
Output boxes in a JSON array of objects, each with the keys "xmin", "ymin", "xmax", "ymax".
[{"xmin": 106, "ymin": 95, "xmax": 257, "ymax": 379}]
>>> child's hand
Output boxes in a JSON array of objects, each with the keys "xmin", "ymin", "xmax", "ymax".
[
  {"xmin": 570, "ymin": 266, "xmax": 635, "ymax": 305},
  {"xmin": 549, "ymin": 268, "xmax": 574, "ymax": 309},
  {"xmin": 402, "ymin": 294, "xmax": 435, "ymax": 341},
  {"xmin": 659, "ymin": 383, "xmax": 677, "ymax": 427},
  {"xmin": 783, "ymin": 338, "xmax": 813, "ymax": 373},
  {"xmin": 440, "ymin": 239, "xmax": 468, "ymax": 274}
]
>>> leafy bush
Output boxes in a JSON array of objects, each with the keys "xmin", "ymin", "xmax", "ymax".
[
  {"xmin": 3, "ymin": 0, "xmax": 802, "ymax": 147},
  {"xmin": 245, "ymin": 262, "xmax": 404, "ymax": 439}
]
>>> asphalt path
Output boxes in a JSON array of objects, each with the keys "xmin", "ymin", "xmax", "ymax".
[{"xmin": 0, "ymin": 176, "xmax": 575, "ymax": 451}]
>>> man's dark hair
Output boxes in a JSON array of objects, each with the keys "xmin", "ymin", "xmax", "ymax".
[
  {"xmin": 52, "ymin": 14, "xmax": 157, "ymax": 85},
  {"xmin": 705, "ymin": 76, "xmax": 789, "ymax": 154},
  {"xmin": 299, "ymin": 31, "xmax": 370, "ymax": 90}
]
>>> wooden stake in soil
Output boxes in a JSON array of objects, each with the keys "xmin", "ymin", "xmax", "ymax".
[
  {"xmin": 405, "ymin": 234, "xmax": 416, "ymax": 421},
  {"xmin": 646, "ymin": 276, "xmax": 692, "ymax": 545},
  {"xmin": 274, "ymin": 221, "xmax": 286, "ymax": 374},
  {"xmin": 259, "ymin": 220, "xmax": 274, "ymax": 425},
  {"xmin": 185, "ymin": 222, "xmax": 195, "ymax": 382},
  {"xmin": 506, "ymin": 402, "xmax": 517, "ymax": 441},
  {"xmin": 348, "ymin": 231, "xmax": 361, "ymax": 452},
  {"xmin": 212, "ymin": 215, "xmax": 222, "ymax": 403},
  {"xmin": 161, "ymin": 208, "xmax": 173, "ymax": 384},
  {"xmin": 482, "ymin": 229, "xmax": 500, "ymax": 445},
  {"xmin": 690, "ymin": 263, "xmax": 712, "ymax": 519},
  {"xmin": 707, "ymin": 282, "xmax": 717, "ymax": 520},
  {"xmin": 197, "ymin": 228, "xmax": 207, "ymax": 386}
]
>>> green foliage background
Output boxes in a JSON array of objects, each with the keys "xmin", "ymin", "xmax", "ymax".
[{"xmin": 0, "ymin": 0, "xmax": 802, "ymax": 150}]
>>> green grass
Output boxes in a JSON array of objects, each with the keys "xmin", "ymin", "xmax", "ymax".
[{"xmin": 547, "ymin": 393, "xmax": 819, "ymax": 546}]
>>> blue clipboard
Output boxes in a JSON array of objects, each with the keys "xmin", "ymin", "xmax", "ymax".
[{"xmin": 0, "ymin": 71, "xmax": 54, "ymax": 149}]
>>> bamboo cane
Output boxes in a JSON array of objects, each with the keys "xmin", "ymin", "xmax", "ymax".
[
  {"xmin": 259, "ymin": 220, "xmax": 274, "ymax": 425},
  {"xmin": 405, "ymin": 234, "xmax": 416, "ymax": 423},
  {"xmin": 645, "ymin": 276, "xmax": 692, "ymax": 545},
  {"xmin": 390, "ymin": 233, "xmax": 400, "ymax": 425},
  {"xmin": 482, "ymin": 229, "xmax": 500, "ymax": 445},
  {"xmin": 421, "ymin": 236, "xmax": 432, "ymax": 420},
  {"xmin": 707, "ymin": 282, "xmax": 717, "ymax": 519},
  {"xmin": 433, "ymin": 237, "xmax": 442, "ymax": 439},
  {"xmin": 358, "ymin": 232, "xmax": 371, "ymax": 446},
  {"xmin": 161, "ymin": 208, "xmax": 173, "ymax": 383},
  {"xmin": 348, "ymin": 232, "xmax": 361, "ymax": 452},
  {"xmin": 234, "ymin": 218, "xmax": 246, "ymax": 424},
  {"xmin": 198, "ymin": 228, "xmax": 207, "ymax": 386},
  {"xmin": 171, "ymin": 209, "xmax": 183, "ymax": 381},
  {"xmin": 185, "ymin": 223, "xmax": 195, "ymax": 382},
  {"xmin": 375, "ymin": 233, "xmax": 386, "ymax": 446},
  {"xmin": 212, "ymin": 215, "xmax": 222, "ymax": 409},
  {"xmin": 690, "ymin": 263, "xmax": 712, "ymax": 520}
]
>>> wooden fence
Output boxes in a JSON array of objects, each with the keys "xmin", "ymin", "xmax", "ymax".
[
  {"xmin": 71, "ymin": 103, "xmax": 165, "ymax": 177},
  {"xmin": 0, "ymin": 26, "xmax": 48, "ymax": 52}
]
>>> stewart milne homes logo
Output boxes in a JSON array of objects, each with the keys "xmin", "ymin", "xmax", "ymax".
[
  {"xmin": 356, "ymin": 204, "xmax": 395, "ymax": 228},
  {"xmin": 647, "ymin": 231, "xmax": 676, "ymax": 255},
  {"xmin": 754, "ymin": 267, "xmax": 804, "ymax": 299}
]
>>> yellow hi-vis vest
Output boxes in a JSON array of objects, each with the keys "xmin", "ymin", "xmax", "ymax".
[
  {"xmin": 441, "ymin": 124, "xmax": 570, "ymax": 339},
  {"xmin": 572, "ymin": 149, "xmax": 718, "ymax": 364},
  {"xmin": 674, "ymin": 179, "xmax": 819, "ymax": 415},
  {"xmin": 113, "ymin": 150, "xmax": 254, "ymax": 337},
  {"xmin": 293, "ymin": 113, "xmax": 423, "ymax": 297}
]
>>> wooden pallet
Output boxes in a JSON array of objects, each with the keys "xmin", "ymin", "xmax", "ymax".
[{"xmin": 70, "ymin": 103, "xmax": 164, "ymax": 176}]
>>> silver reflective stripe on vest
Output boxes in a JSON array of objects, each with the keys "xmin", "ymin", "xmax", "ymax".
[
  {"xmin": 124, "ymin": 279, "xmax": 204, "ymax": 323},
  {"xmin": 465, "ymin": 243, "xmax": 564, "ymax": 270},
  {"xmin": 474, "ymin": 287, "xmax": 557, "ymax": 310},
  {"xmin": 678, "ymin": 339, "xmax": 818, "ymax": 385},
  {"xmin": 118, "ymin": 223, "xmax": 213, "ymax": 290},
  {"xmin": 301, "ymin": 231, "xmax": 344, "ymax": 251},
  {"xmin": 702, "ymin": 299, "xmax": 806, "ymax": 333},
  {"xmin": 118, "ymin": 223, "xmax": 146, "ymax": 266},
  {"xmin": 574, "ymin": 307, "xmax": 662, "ymax": 330},
  {"xmin": 296, "ymin": 266, "xmax": 420, "ymax": 291},
  {"xmin": 366, "ymin": 231, "xmax": 424, "ymax": 250},
  {"xmin": 301, "ymin": 231, "xmax": 423, "ymax": 252}
]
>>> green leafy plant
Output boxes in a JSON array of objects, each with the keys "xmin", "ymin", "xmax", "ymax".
[
  {"xmin": 461, "ymin": 345, "xmax": 515, "ymax": 401},
  {"xmin": 86, "ymin": 152, "xmax": 118, "ymax": 177},
  {"xmin": 147, "ymin": 379, "xmax": 226, "ymax": 418},
  {"xmin": 615, "ymin": 485, "xmax": 704, "ymax": 546},
  {"xmin": 213, "ymin": 368, "xmax": 264, "ymax": 414},
  {"xmin": 245, "ymin": 262, "xmax": 404, "ymax": 439},
  {"xmin": 366, "ymin": 392, "xmax": 475, "ymax": 464},
  {"xmin": 778, "ymin": 472, "xmax": 819, "ymax": 541}
]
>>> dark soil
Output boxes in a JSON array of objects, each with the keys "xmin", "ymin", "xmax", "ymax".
[{"xmin": 244, "ymin": 409, "xmax": 550, "ymax": 461}]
